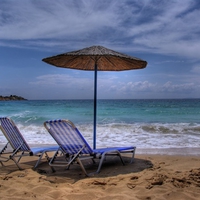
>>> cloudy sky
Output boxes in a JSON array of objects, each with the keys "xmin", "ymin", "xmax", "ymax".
[{"xmin": 0, "ymin": 0, "xmax": 200, "ymax": 100}]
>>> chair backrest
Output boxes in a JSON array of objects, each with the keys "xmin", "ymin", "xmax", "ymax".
[
  {"xmin": 0, "ymin": 117, "xmax": 30, "ymax": 152},
  {"xmin": 44, "ymin": 119, "xmax": 93, "ymax": 155}
]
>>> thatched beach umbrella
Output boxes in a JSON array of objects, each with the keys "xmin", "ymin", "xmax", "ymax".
[{"xmin": 42, "ymin": 45, "xmax": 147, "ymax": 149}]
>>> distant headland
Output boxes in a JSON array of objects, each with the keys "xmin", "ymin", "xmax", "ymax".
[{"xmin": 0, "ymin": 95, "xmax": 27, "ymax": 101}]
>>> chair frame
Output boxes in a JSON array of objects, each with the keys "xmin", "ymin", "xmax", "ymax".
[
  {"xmin": 44, "ymin": 119, "xmax": 136, "ymax": 176},
  {"xmin": 0, "ymin": 117, "xmax": 58, "ymax": 169}
]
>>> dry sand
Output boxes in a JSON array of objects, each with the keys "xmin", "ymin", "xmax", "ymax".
[{"xmin": 0, "ymin": 153, "xmax": 200, "ymax": 200}]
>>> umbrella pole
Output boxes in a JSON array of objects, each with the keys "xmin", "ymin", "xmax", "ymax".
[{"xmin": 93, "ymin": 63, "xmax": 97, "ymax": 149}]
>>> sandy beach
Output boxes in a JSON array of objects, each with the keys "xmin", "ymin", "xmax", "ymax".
[{"xmin": 0, "ymin": 152, "xmax": 200, "ymax": 200}]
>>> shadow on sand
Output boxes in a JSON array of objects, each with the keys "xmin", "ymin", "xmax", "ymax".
[{"xmin": 0, "ymin": 155, "xmax": 153, "ymax": 183}]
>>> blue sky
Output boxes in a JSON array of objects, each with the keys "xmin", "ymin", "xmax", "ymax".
[{"xmin": 0, "ymin": 0, "xmax": 200, "ymax": 100}]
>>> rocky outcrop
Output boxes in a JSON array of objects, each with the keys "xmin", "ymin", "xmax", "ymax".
[{"xmin": 0, "ymin": 95, "xmax": 27, "ymax": 101}]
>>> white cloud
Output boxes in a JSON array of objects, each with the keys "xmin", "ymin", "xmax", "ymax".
[
  {"xmin": 0, "ymin": 0, "xmax": 120, "ymax": 40},
  {"xmin": 30, "ymin": 74, "xmax": 92, "ymax": 90},
  {"xmin": 161, "ymin": 81, "xmax": 197, "ymax": 93},
  {"xmin": 18, "ymin": 70, "xmax": 200, "ymax": 99},
  {"xmin": 131, "ymin": 1, "xmax": 200, "ymax": 58},
  {"xmin": 123, "ymin": 81, "xmax": 157, "ymax": 92},
  {"xmin": 1, "ymin": 0, "xmax": 200, "ymax": 60},
  {"xmin": 106, "ymin": 80, "xmax": 199, "ymax": 96}
]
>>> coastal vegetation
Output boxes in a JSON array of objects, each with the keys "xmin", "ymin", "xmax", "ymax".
[{"xmin": 0, "ymin": 95, "xmax": 27, "ymax": 101}]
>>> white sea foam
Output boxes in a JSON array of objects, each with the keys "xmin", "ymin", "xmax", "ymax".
[{"xmin": 1, "ymin": 122, "xmax": 199, "ymax": 153}]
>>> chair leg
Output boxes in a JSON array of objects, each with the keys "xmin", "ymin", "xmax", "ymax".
[
  {"xmin": 48, "ymin": 150, "xmax": 71, "ymax": 172},
  {"xmin": 16, "ymin": 151, "xmax": 25, "ymax": 163},
  {"xmin": 11, "ymin": 157, "xmax": 23, "ymax": 170},
  {"xmin": 8, "ymin": 149, "xmax": 23, "ymax": 170},
  {"xmin": 129, "ymin": 148, "xmax": 136, "ymax": 163},
  {"xmin": 34, "ymin": 152, "xmax": 46, "ymax": 169},
  {"xmin": 49, "ymin": 150, "xmax": 61, "ymax": 166},
  {"xmin": 0, "ymin": 153, "xmax": 22, "ymax": 169},
  {"xmin": 95, "ymin": 153, "xmax": 107, "ymax": 174},
  {"xmin": 117, "ymin": 152, "xmax": 125, "ymax": 165},
  {"xmin": 95, "ymin": 151, "xmax": 125, "ymax": 175},
  {"xmin": 121, "ymin": 148, "xmax": 136, "ymax": 164},
  {"xmin": 44, "ymin": 152, "xmax": 56, "ymax": 172},
  {"xmin": 76, "ymin": 157, "xmax": 89, "ymax": 176}
]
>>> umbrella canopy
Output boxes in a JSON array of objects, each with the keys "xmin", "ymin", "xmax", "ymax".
[
  {"xmin": 42, "ymin": 45, "xmax": 147, "ymax": 71},
  {"xmin": 42, "ymin": 45, "xmax": 147, "ymax": 149}
]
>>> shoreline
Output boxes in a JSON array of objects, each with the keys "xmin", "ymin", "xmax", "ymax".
[
  {"xmin": 1, "ymin": 143, "xmax": 200, "ymax": 156},
  {"xmin": 136, "ymin": 147, "xmax": 200, "ymax": 156}
]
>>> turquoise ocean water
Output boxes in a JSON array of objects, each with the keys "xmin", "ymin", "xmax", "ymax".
[{"xmin": 0, "ymin": 99, "xmax": 200, "ymax": 154}]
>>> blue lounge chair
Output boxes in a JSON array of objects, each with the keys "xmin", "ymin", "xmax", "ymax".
[
  {"xmin": 0, "ymin": 117, "xmax": 58, "ymax": 169},
  {"xmin": 44, "ymin": 119, "xmax": 136, "ymax": 176}
]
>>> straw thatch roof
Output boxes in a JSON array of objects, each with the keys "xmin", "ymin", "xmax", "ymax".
[{"xmin": 42, "ymin": 46, "xmax": 147, "ymax": 71}]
